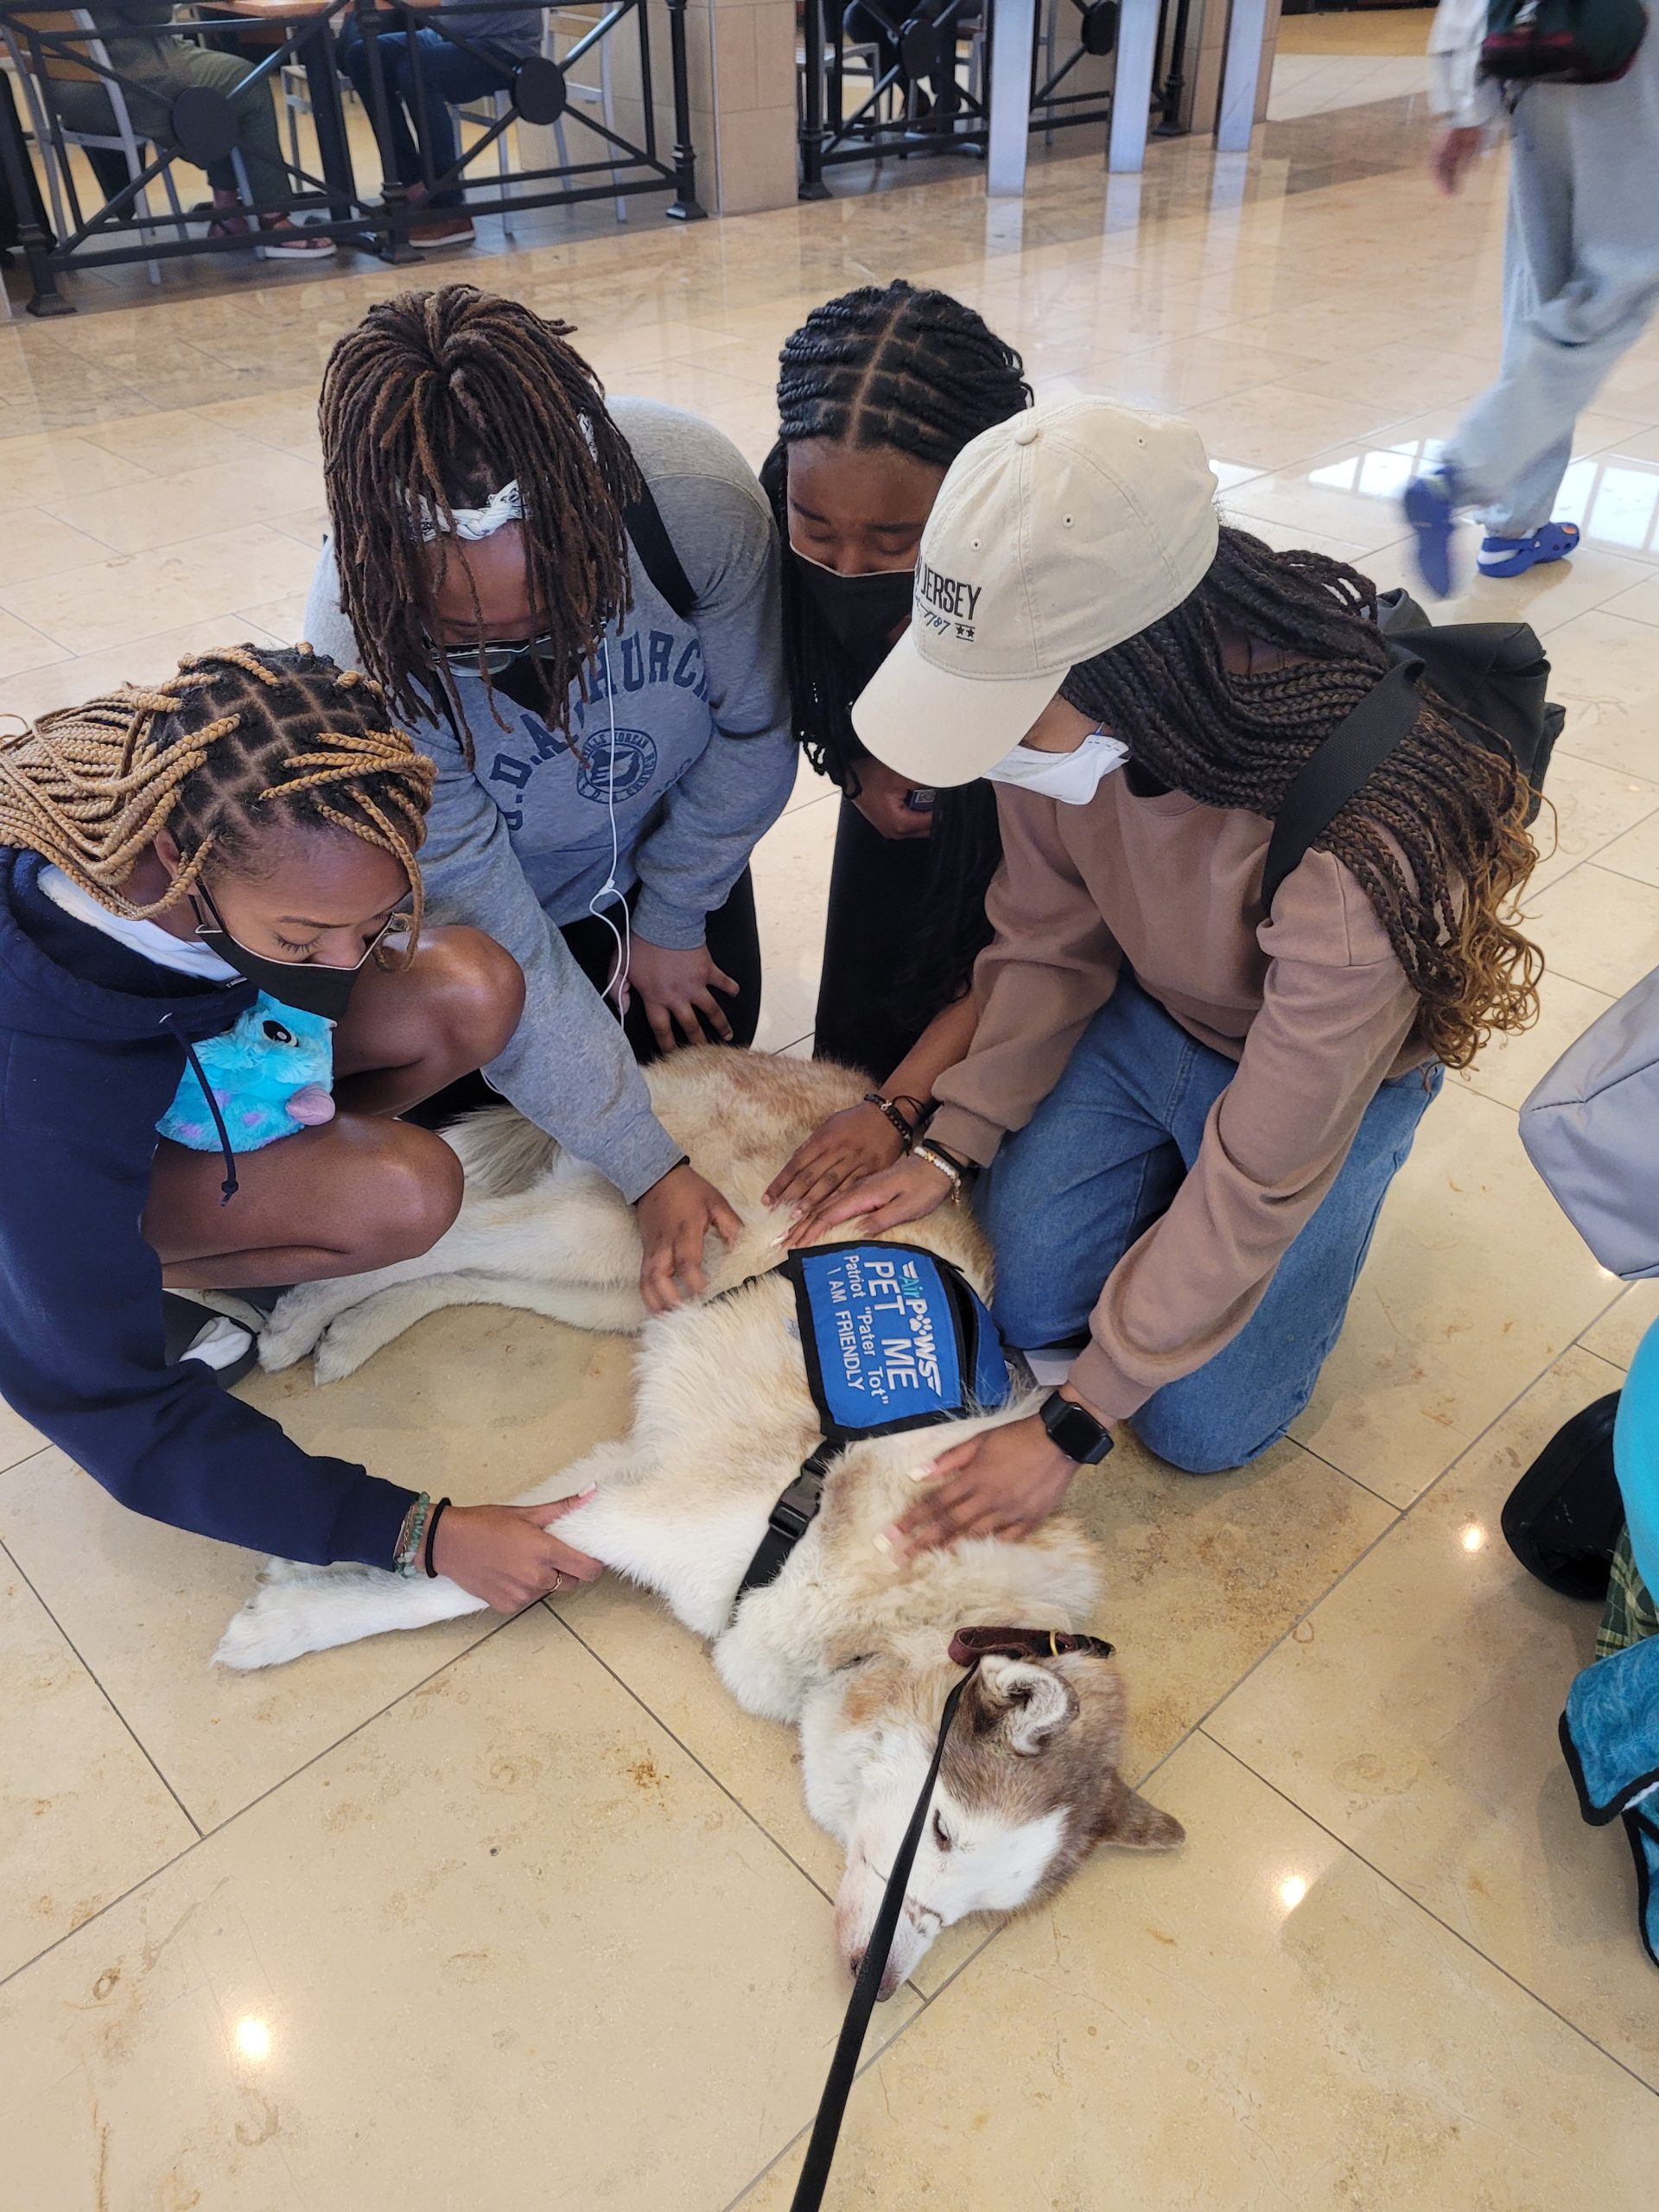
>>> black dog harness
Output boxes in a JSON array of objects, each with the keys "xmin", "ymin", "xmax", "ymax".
[{"xmin": 734, "ymin": 1241, "xmax": 1014, "ymax": 1606}]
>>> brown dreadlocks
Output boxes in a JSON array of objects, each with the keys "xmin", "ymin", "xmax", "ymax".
[
  {"xmin": 317, "ymin": 283, "xmax": 642, "ymax": 731},
  {"xmin": 1062, "ymin": 527, "xmax": 1541, "ymax": 1071}
]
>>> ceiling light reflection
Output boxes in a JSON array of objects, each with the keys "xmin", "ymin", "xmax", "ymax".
[
  {"xmin": 1277, "ymin": 1874, "xmax": 1308, "ymax": 1912},
  {"xmin": 234, "ymin": 2016, "xmax": 272, "ymax": 2063},
  {"xmin": 1461, "ymin": 1524, "xmax": 1486, "ymax": 1554}
]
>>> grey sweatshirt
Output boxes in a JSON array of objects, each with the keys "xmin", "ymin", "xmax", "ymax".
[{"xmin": 302, "ymin": 397, "xmax": 793, "ymax": 1201}]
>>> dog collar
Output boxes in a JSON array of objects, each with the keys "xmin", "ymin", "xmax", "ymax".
[{"xmin": 947, "ymin": 1625, "xmax": 1116, "ymax": 1666}]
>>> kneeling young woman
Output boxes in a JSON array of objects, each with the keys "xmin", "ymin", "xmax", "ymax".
[
  {"xmin": 757, "ymin": 280, "xmax": 1027, "ymax": 1228},
  {"xmin": 0, "ymin": 645, "xmax": 597, "ymax": 1607},
  {"xmin": 798, "ymin": 397, "xmax": 1541, "ymax": 1553}
]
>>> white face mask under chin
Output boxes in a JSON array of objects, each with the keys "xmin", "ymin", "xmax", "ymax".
[{"xmin": 983, "ymin": 725, "xmax": 1130, "ymax": 805}]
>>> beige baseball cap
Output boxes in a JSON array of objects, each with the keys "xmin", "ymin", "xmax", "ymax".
[{"xmin": 851, "ymin": 394, "xmax": 1219, "ymax": 786}]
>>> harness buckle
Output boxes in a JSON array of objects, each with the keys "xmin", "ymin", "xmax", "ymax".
[{"xmin": 768, "ymin": 1464, "xmax": 827, "ymax": 1542}]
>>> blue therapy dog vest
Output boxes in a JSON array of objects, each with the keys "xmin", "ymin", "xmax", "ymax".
[
  {"xmin": 787, "ymin": 1243, "xmax": 1012, "ymax": 1440},
  {"xmin": 734, "ymin": 1243, "xmax": 1013, "ymax": 1605}
]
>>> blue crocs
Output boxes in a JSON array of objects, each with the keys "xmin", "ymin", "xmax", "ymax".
[
  {"xmin": 1402, "ymin": 465, "xmax": 1462, "ymax": 598},
  {"xmin": 1477, "ymin": 520, "xmax": 1580, "ymax": 578}
]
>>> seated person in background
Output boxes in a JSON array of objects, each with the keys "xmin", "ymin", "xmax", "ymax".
[
  {"xmin": 47, "ymin": 0, "xmax": 333, "ymax": 257},
  {"xmin": 337, "ymin": 0, "xmax": 544, "ymax": 251},
  {"xmin": 0, "ymin": 645, "xmax": 597, "ymax": 1611}
]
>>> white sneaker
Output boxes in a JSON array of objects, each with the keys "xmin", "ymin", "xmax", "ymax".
[{"xmin": 180, "ymin": 1313, "xmax": 257, "ymax": 1374}]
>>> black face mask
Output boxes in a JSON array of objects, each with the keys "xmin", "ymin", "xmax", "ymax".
[
  {"xmin": 484, "ymin": 648, "xmax": 564, "ymax": 721},
  {"xmin": 791, "ymin": 551, "xmax": 915, "ymax": 686},
  {"xmin": 190, "ymin": 885, "xmax": 407, "ymax": 1023}
]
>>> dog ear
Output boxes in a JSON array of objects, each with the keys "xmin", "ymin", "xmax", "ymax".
[
  {"xmin": 969, "ymin": 1656, "xmax": 1081, "ymax": 1756},
  {"xmin": 1092, "ymin": 1772, "xmax": 1185, "ymax": 1852}
]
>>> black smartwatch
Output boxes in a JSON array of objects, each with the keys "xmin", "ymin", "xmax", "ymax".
[{"xmin": 1039, "ymin": 1389, "xmax": 1114, "ymax": 1467}]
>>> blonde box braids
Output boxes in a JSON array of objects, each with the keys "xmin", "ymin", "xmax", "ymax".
[{"xmin": 0, "ymin": 643, "xmax": 436, "ymax": 938}]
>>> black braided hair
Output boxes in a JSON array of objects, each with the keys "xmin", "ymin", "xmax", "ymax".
[{"xmin": 760, "ymin": 281, "xmax": 1031, "ymax": 1020}]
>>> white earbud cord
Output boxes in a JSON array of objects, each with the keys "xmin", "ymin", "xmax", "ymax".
[{"xmin": 588, "ymin": 639, "xmax": 631, "ymax": 1014}]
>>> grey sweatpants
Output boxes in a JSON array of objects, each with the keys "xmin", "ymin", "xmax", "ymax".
[{"xmin": 1444, "ymin": 30, "xmax": 1659, "ymax": 537}]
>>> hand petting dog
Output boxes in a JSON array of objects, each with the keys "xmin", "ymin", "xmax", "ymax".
[{"xmin": 884, "ymin": 1408, "xmax": 1084, "ymax": 1561}]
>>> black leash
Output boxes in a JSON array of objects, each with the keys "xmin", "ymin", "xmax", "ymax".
[
  {"xmin": 788, "ymin": 1663, "xmax": 975, "ymax": 2212},
  {"xmin": 787, "ymin": 1626, "xmax": 1116, "ymax": 2211}
]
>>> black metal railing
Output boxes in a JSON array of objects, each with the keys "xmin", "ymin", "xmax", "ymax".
[
  {"xmin": 0, "ymin": 0, "xmax": 702, "ymax": 315},
  {"xmin": 796, "ymin": 0, "xmax": 1118, "ymax": 192}
]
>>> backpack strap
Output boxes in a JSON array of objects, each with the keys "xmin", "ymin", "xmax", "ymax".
[
  {"xmin": 1260, "ymin": 657, "xmax": 1425, "ymax": 912},
  {"xmin": 622, "ymin": 469, "xmax": 697, "ymax": 623}
]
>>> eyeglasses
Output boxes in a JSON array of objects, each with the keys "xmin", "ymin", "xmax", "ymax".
[{"xmin": 423, "ymin": 627, "xmax": 559, "ymax": 677}]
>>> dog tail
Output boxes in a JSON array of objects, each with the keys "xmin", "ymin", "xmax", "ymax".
[{"xmin": 442, "ymin": 1104, "xmax": 562, "ymax": 1197}]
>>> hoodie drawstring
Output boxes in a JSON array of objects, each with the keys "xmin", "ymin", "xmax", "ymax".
[{"xmin": 162, "ymin": 1018, "xmax": 239, "ymax": 1204}]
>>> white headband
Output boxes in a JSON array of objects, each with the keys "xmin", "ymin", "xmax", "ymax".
[{"xmin": 415, "ymin": 480, "xmax": 524, "ymax": 542}]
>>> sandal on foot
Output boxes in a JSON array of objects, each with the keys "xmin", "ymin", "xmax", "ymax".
[
  {"xmin": 1477, "ymin": 520, "xmax": 1580, "ymax": 577},
  {"xmin": 256, "ymin": 223, "xmax": 337, "ymax": 261},
  {"xmin": 1402, "ymin": 465, "xmax": 1463, "ymax": 599}
]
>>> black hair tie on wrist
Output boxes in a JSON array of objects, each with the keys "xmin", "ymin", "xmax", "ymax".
[
  {"xmin": 423, "ymin": 1496, "xmax": 452, "ymax": 1578},
  {"xmin": 864, "ymin": 1092, "xmax": 920, "ymax": 1151}
]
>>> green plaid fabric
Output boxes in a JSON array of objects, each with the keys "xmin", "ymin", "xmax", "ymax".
[{"xmin": 1598, "ymin": 1527, "xmax": 1659, "ymax": 1661}]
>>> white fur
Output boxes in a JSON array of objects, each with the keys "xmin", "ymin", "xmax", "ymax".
[{"xmin": 217, "ymin": 1049, "xmax": 1160, "ymax": 1986}]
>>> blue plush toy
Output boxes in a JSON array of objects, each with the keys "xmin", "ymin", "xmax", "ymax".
[{"xmin": 158, "ymin": 992, "xmax": 336, "ymax": 1154}]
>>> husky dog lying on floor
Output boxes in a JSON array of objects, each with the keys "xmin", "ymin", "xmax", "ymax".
[{"xmin": 216, "ymin": 1048, "xmax": 1181, "ymax": 1990}]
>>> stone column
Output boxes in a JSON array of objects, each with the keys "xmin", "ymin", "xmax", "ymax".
[
  {"xmin": 686, "ymin": 0, "xmax": 798, "ymax": 213},
  {"xmin": 550, "ymin": 0, "xmax": 797, "ymax": 219},
  {"xmin": 1184, "ymin": 0, "xmax": 1284, "ymax": 134}
]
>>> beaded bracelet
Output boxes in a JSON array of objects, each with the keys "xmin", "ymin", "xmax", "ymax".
[
  {"xmin": 863, "ymin": 1091, "xmax": 923, "ymax": 1152},
  {"xmin": 423, "ymin": 1496, "xmax": 452, "ymax": 1579},
  {"xmin": 912, "ymin": 1141, "xmax": 967, "ymax": 1203},
  {"xmin": 393, "ymin": 1491, "xmax": 431, "ymax": 1578}
]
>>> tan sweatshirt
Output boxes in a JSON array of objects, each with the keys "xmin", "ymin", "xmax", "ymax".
[{"xmin": 925, "ymin": 772, "xmax": 1430, "ymax": 1424}]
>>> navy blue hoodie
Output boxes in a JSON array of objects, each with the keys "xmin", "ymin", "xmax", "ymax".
[{"xmin": 0, "ymin": 849, "xmax": 416, "ymax": 1565}]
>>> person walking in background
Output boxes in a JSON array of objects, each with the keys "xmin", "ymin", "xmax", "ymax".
[
  {"xmin": 1402, "ymin": 0, "xmax": 1659, "ymax": 594},
  {"xmin": 337, "ymin": 0, "xmax": 544, "ymax": 250}
]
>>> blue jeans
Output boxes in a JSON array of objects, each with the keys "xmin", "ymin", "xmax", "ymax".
[
  {"xmin": 980, "ymin": 976, "xmax": 1442, "ymax": 1475},
  {"xmin": 340, "ymin": 22, "xmax": 518, "ymax": 209}
]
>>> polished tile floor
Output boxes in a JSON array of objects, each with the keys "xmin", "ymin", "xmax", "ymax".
[{"xmin": 4, "ymin": 17, "xmax": 1659, "ymax": 2209}]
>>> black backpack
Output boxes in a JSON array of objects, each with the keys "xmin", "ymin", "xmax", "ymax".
[
  {"xmin": 1261, "ymin": 587, "xmax": 1565, "ymax": 910},
  {"xmin": 1481, "ymin": 0, "xmax": 1648, "ymax": 85}
]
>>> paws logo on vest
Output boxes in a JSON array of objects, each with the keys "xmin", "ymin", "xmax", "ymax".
[
  {"xmin": 916, "ymin": 560, "xmax": 983, "ymax": 645},
  {"xmin": 576, "ymin": 728, "xmax": 658, "ymax": 804}
]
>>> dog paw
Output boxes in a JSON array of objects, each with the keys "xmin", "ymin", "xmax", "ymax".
[
  {"xmin": 214, "ymin": 1581, "xmax": 337, "ymax": 1669},
  {"xmin": 312, "ymin": 1313, "xmax": 380, "ymax": 1385},
  {"xmin": 257, "ymin": 1287, "xmax": 339, "ymax": 1373}
]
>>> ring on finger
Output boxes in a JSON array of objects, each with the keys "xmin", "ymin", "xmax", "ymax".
[{"xmin": 550, "ymin": 1569, "xmax": 568, "ymax": 1594}]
